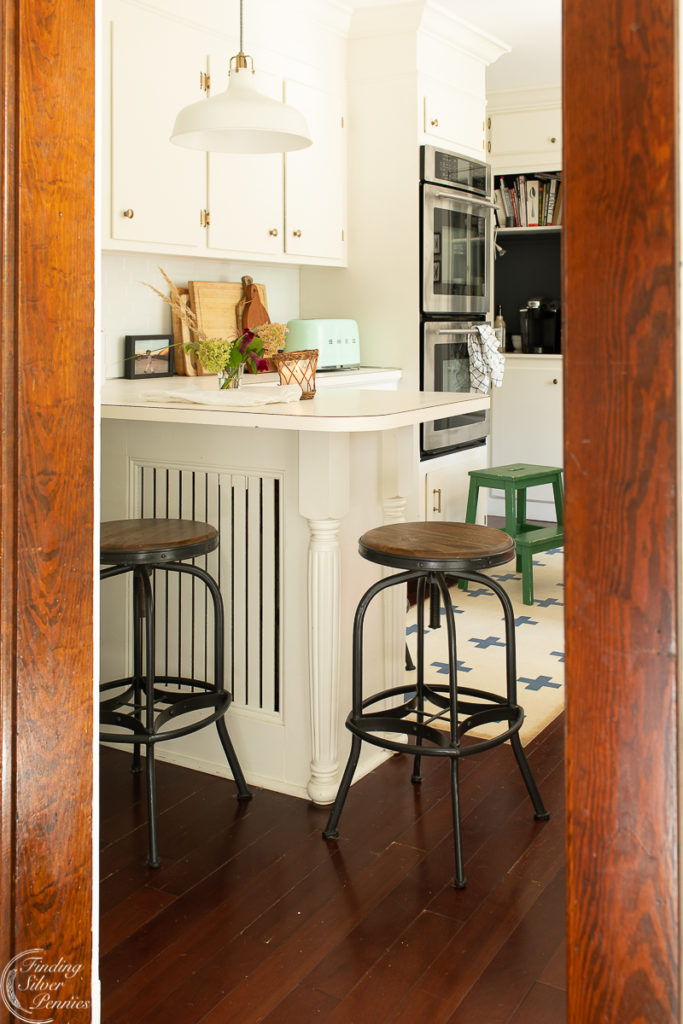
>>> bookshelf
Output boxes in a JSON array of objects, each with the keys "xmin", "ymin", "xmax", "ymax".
[
  {"xmin": 494, "ymin": 171, "xmax": 562, "ymax": 229},
  {"xmin": 493, "ymin": 170, "xmax": 562, "ymax": 342}
]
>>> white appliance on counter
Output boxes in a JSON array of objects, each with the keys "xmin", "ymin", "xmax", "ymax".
[{"xmin": 284, "ymin": 318, "xmax": 361, "ymax": 370}]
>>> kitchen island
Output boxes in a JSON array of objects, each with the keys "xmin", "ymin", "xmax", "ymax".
[{"xmin": 100, "ymin": 376, "xmax": 490, "ymax": 804}]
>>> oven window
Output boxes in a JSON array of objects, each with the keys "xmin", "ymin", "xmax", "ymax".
[
  {"xmin": 434, "ymin": 341, "xmax": 470, "ymax": 392},
  {"xmin": 433, "ymin": 207, "xmax": 486, "ymax": 299}
]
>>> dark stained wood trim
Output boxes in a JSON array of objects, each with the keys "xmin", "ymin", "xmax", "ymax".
[
  {"xmin": 0, "ymin": 0, "xmax": 95, "ymax": 1017},
  {"xmin": 564, "ymin": 0, "xmax": 679, "ymax": 1019}
]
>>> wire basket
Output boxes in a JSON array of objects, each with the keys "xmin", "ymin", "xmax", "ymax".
[{"xmin": 271, "ymin": 349, "xmax": 319, "ymax": 399}]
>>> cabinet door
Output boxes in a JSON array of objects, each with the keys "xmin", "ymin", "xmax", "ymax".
[
  {"xmin": 489, "ymin": 107, "xmax": 562, "ymax": 173},
  {"xmin": 490, "ymin": 359, "xmax": 563, "ymax": 513},
  {"xmin": 284, "ymin": 81, "xmax": 345, "ymax": 261},
  {"xmin": 423, "ymin": 82, "xmax": 486, "ymax": 156},
  {"xmin": 423, "ymin": 447, "xmax": 488, "ymax": 523},
  {"xmin": 206, "ymin": 64, "xmax": 285, "ymax": 256},
  {"xmin": 109, "ymin": 3, "xmax": 206, "ymax": 248}
]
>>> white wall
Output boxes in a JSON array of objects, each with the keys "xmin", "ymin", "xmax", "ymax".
[{"xmin": 101, "ymin": 252, "xmax": 301, "ymax": 379}]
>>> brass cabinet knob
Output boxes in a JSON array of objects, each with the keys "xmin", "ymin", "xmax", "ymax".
[
  {"xmin": 431, "ymin": 118, "xmax": 439, "ymax": 127},
  {"xmin": 122, "ymin": 209, "xmax": 134, "ymax": 219},
  {"xmin": 293, "ymin": 229, "xmax": 302, "ymax": 237},
  {"xmin": 552, "ymin": 378, "xmax": 559, "ymax": 385},
  {"xmin": 550, "ymin": 137, "xmax": 558, "ymax": 143},
  {"xmin": 269, "ymin": 228, "xmax": 278, "ymax": 237}
]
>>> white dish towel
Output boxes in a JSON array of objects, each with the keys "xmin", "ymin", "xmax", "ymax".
[
  {"xmin": 468, "ymin": 324, "xmax": 505, "ymax": 394},
  {"xmin": 142, "ymin": 384, "xmax": 303, "ymax": 407}
]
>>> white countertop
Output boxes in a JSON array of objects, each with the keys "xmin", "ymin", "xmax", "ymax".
[{"xmin": 100, "ymin": 375, "xmax": 489, "ymax": 434}]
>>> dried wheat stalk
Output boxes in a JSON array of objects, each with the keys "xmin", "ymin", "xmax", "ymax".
[{"xmin": 142, "ymin": 266, "xmax": 206, "ymax": 342}]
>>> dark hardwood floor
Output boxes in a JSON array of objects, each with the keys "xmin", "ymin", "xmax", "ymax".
[{"xmin": 99, "ymin": 714, "xmax": 566, "ymax": 1023}]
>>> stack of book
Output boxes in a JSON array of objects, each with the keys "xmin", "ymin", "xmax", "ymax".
[{"xmin": 494, "ymin": 173, "xmax": 562, "ymax": 228}]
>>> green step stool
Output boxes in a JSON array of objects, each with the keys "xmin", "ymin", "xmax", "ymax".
[{"xmin": 463, "ymin": 462, "xmax": 564, "ymax": 605}]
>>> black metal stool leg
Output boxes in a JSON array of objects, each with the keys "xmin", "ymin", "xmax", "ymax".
[
  {"xmin": 478, "ymin": 569, "xmax": 550, "ymax": 822},
  {"xmin": 215, "ymin": 718, "xmax": 252, "ymax": 801},
  {"xmin": 509, "ymin": 732, "xmax": 550, "ymax": 820},
  {"xmin": 449, "ymin": 758, "xmax": 466, "ymax": 888},
  {"xmin": 411, "ymin": 576, "xmax": 427, "ymax": 784},
  {"xmin": 140, "ymin": 567, "xmax": 161, "ymax": 868},
  {"xmin": 131, "ymin": 568, "xmax": 145, "ymax": 774},
  {"xmin": 195, "ymin": 559, "xmax": 252, "ymax": 802},
  {"xmin": 323, "ymin": 734, "xmax": 362, "ymax": 839},
  {"xmin": 145, "ymin": 744, "xmax": 160, "ymax": 869}
]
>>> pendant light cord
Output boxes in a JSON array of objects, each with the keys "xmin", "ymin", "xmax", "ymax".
[{"xmin": 239, "ymin": 0, "xmax": 244, "ymax": 53}]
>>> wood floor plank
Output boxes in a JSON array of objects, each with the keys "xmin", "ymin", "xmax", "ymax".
[
  {"xmin": 260, "ymin": 984, "xmax": 340, "ymax": 1022},
  {"xmin": 539, "ymin": 940, "xmax": 566, "ymax": 990},
  {"xmin": 506, "ymin": 982, "xmax": 566, "ymax": 1024},
  {"xmin": 385, "ymin": 766, "xmax": 565, "ymax": 1023},
  {"xmin": 444, "ymin": 867, "xmax": 566, "ymax": 1023},
  {"xmin": 316, "ymin": 910, "xmax": 459, "ymax": 1023},
  {"xmin": 193, "ymin": 842, "xmax": 426, "ymax": 1024}
]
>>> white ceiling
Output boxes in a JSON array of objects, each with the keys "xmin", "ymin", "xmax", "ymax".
[{"xmin": 350, "ymin": 0, "xmax": 562, "ymax": 93}]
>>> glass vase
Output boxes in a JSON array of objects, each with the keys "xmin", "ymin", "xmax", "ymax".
[{"xmin": 217, "ymin": 364, "xmax": 245, "ymax": 390}]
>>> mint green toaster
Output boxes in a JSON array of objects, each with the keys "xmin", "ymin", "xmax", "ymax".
[{"xmin": 284, "ymin": 319, "xmax": 361, "ymax": 370}]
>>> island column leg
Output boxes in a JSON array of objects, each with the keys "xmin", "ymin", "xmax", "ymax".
[
  {"xmin": 299, "ymin": 433, "xmax": 350, "ymax": 805},
  {"xmin": 305, "ymin": 516, "xmax": 342, "ymax": 804}
]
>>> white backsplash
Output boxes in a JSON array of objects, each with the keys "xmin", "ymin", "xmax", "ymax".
[{"xmin": 101, "ymin": 251, "xmax": 301, "ymax": 379}]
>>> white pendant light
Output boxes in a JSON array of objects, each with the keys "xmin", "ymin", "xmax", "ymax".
[{"xmin": 170, "ymin": 0, "xmax": 312, "ymax": 154}]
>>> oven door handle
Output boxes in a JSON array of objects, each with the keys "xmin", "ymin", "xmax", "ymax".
[
  {"xmin": 434, "ymin": 328, "xmax": 480, "ymax": 335},
  {"xmin": 434, "ymin": 192, "xmax": 497, "ymax": 210}
]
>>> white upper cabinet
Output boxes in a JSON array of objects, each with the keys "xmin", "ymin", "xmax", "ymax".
[
  {"xmin": 108, "ymin": 3, "xmax": 207, "ymax": 248},
  {"xmin": 103, "ymin": 0, "xmax": 348, "ymax": 266},
  {"xmin": 285, "ymin": 80, "xmax": 345, "ymax": 261},
  {"xmin": 487, "ymin": 89, "xmax": 562, "ymax": 174},
  {"xmin": 422, "ymin": 79, "xmax": 486, "ymax": 158}
]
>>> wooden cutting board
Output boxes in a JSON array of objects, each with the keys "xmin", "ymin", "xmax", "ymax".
[
  {"xmin": 171, "ymin": 288, "xmax": 199, "ymax": 376},
  {"xmin": 241, "ymin": 277, "xmax": 271, "ymax": 332},
  {"xmin": 189, "ymin": 280, "xmax": 268, "ymax": 343}
]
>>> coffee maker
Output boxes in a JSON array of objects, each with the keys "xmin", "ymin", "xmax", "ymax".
[{"xmin": 519, "ymin": 297, "xmax": 561, "ymax": 354}]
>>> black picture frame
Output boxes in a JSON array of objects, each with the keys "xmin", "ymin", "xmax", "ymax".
[{"xmin": 124, "ymin": 334, "xmax": 174, "ymax": 379}]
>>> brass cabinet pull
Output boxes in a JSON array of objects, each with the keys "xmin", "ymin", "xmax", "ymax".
[
  {"xmin": 293, "ymin": 229, "xmax": 302, "ymax": 237},
  {"xmin": 269, "ymin": 228, "xmax": 278, "ymax": 237},
  {"xmin": 432, "ymin": 488, "xmax": 442, "ymax": 514},
  {"xmin": 122, "ymin": 209, "xmax": 134, "ymax": 219}
]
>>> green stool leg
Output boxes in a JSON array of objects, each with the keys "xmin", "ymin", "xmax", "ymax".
[
  {"xmin": 520, "ymin": 546, "xmax": 534, "ymax": 605},
  {"xmin": 465, "ymin": 480, "xmax": 480, "ymax": 524},
  {"xmin": 459, "ymin": 479, "xmax": 480, "ymax": 591},
  {"xmin": 517, "ymin": 488, "xmax": 527, "ymax": 531},
  {"xmin": 552, "ymin": 474, "xmax": 564, "ymax": 526},
  {"xmin": 504, "ymin": 482, "xmax": 517, "ymax": 537}
]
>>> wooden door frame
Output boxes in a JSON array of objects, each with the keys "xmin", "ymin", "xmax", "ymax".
[
  {"xmin": 564, "ymin": 0, "xmax": 680, "ymax": 1019},
  {"xmin": 0, "ymin": 0, "xmax": 95, "ymax": 1018},
  {"xmin": 0, "ymin": 0, "xmax": 679, "ymax": 1020}
]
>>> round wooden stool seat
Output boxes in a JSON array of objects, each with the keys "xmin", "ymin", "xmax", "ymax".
[
  {"xmin": 359, "ymin": 521, "xmax": 515, "ymax": 573},
  {"xmin": 101, "ymin": 518, "xmax": 219, "ymax": 565},
  {"xmin": 323, "ymin": 518, "xmax": 548, "ymax": 889}
]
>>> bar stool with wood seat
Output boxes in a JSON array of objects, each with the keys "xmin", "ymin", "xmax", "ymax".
[
  {"xmin": 323, "ymin": 520, "xmax": 549, "ymax": 888},
  {"xmin": 463, "ymin": 462, "xmax": 564, "ymax": 604},
  {"xmin": 100, "ymin": 518, "xmax": 251, "ymax": 867}
]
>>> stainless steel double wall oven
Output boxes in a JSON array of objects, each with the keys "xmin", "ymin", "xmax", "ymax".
[{"xmin": 420, "ymin": 146, "xmax": 494, "ymax": 458}]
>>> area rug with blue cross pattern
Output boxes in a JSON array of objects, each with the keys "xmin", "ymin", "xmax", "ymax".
[{"xmin": 404, "ymin": 546, "xmax": 564, "ymax": 743}]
